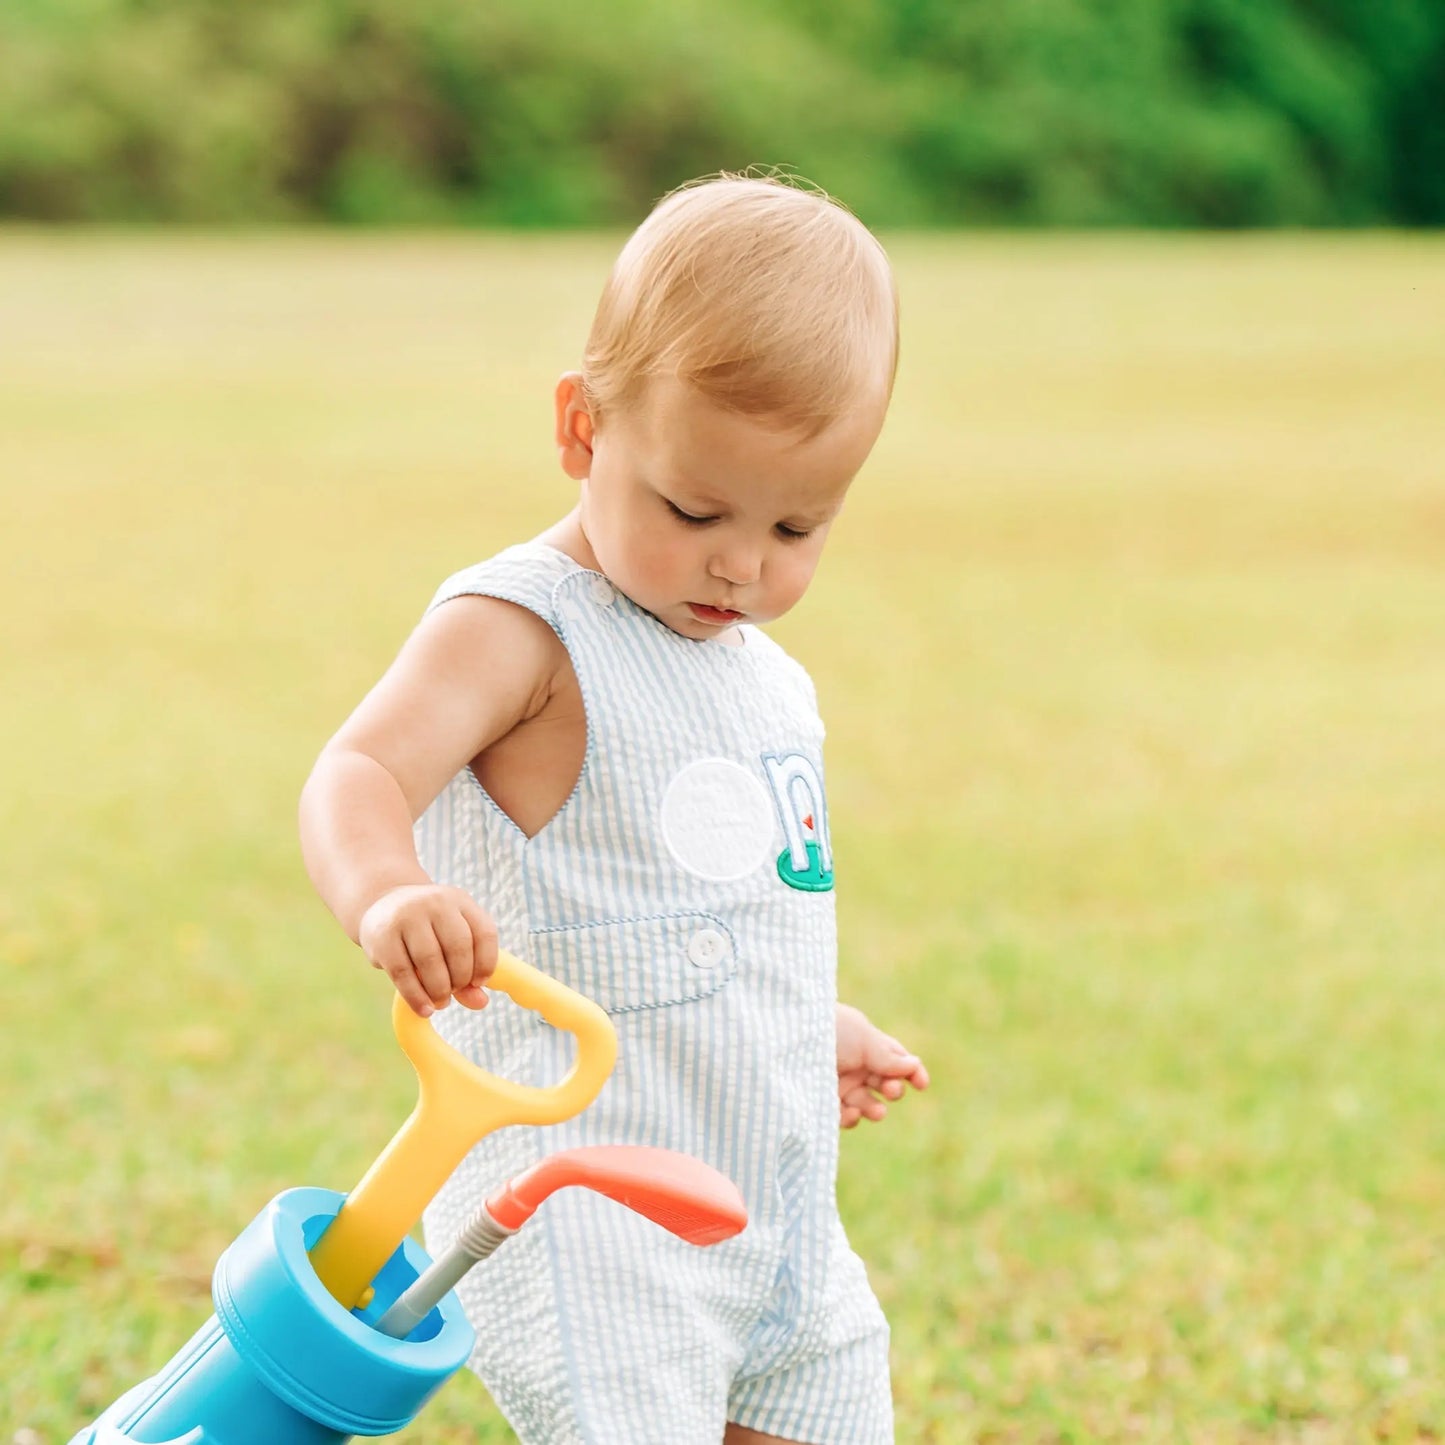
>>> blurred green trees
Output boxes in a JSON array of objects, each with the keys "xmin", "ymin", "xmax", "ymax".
[{"xmin": 1, "ymin": 0, "xmax": 1440, "ymax": 225}]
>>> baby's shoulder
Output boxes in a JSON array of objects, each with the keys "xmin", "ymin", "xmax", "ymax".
[
  {"xmin": 420, "ymin": 544, "xmax": 592, "ymax": 725},
  {"xmin": 414, "ymin": 589, "xmax": 569, "ymax": 725}
]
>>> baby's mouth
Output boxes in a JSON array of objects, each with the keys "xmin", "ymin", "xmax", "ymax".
[{"xmin": 688, "ymin": 603, "xmax": 743, "ymax": 624}]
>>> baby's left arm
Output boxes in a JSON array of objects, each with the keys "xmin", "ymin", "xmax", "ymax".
[{"xmin": 835, "ymin": 1002, "xmax": 930, "ymax": 1129}]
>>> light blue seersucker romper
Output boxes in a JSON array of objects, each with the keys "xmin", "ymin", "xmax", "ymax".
[{"xmin": 415, "ymin": 542, "xmax": 893, "ymax": 1444}]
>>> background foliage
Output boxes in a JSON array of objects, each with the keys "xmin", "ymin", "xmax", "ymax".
[{"xmin": 1, "ymin": 0, "xmax": 1442, "ymax": 226}]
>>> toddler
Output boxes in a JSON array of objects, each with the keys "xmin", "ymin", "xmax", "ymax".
[{"xmin": 300, "ymin": 172, "xmax": 929, "ymax": 1445}]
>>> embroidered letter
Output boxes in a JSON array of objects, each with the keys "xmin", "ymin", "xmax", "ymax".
[{"xmin": 762, "ymin": 753, "xmax": 834, "ymax": 892}]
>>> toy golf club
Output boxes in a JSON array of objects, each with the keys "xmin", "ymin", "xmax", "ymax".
[
  {"xmin": 70, "ymin": 951, "xmax": 747, "ymax": 1444},
  {"xmin": 376, "ymin": 1144, "xmax": 748, "ymax": 1339}
]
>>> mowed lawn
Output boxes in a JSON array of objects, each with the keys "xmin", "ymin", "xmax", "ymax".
[{"xmin": 1, "ymin": 231, "xmax": 1442, "ymax": 1443}]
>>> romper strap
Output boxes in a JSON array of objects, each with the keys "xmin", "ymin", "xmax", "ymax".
[{"xmin": 425, "ymin": 542, "xmax": 582, "ymax": 636}]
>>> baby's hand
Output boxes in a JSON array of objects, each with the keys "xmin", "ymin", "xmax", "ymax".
[
  {"xmin": 835, "ymin": 1003, "xmax": 930, "ymax": 1129},
  {"xmin": 358, "ymin": 884, "xmax": 499, "ymax": 1018}
]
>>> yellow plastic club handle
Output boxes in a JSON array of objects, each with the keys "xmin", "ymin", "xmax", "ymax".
[{"xmin": 309, "ymin": 950, "xmax": 618, "ymax": 1308}]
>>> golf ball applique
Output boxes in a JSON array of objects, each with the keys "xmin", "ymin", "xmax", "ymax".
[{"xmin": 659, "ymin": 758, "xmax": 777, "ymax": 882}]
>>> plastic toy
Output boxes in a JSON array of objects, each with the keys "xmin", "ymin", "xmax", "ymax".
[{"xmin": 69, "ymin": 951, "xmax": 748, "ymax": 1443}]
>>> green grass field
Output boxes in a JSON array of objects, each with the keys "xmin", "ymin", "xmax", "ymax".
[{"xmin": 1, "ymin": 231, "xmax": 1442, "ymax": 1443}]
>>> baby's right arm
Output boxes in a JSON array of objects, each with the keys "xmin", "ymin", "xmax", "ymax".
[{"xmin": 299, "ymin": 594, "xmax": 563, "ymax": 1017}]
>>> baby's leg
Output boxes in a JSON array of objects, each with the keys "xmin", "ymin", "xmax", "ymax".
[{"xmin": 724, "ymin": 1425, "xmax": 807, "ymax": 1445}]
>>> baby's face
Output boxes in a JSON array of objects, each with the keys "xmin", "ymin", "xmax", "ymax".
[{"xmin": 565, "ymin": 377, "xmax": 884, "ymax": 643}]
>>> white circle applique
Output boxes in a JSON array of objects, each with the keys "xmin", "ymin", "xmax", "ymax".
[{"xmin": 660, "ymin": 758, "xmax": 775, "ymax": 882}]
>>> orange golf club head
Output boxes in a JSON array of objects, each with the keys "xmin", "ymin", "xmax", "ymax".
[{"xmin": 485, "ymin": 1145, "xmax": 748, "ymax": 1245}]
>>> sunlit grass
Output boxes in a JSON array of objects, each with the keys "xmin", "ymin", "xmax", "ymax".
[{"xmin": 1, "ymin": 230, "xmax": 1442, "ymax": 1442}]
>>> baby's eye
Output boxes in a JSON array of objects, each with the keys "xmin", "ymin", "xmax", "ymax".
[
  {"xmin": 664, "ymin": 498, "xmax": 718, "ymax": 526},
  {"xmin": 775, "ymin": 524, "xmax": 814, "ymax": 542}
]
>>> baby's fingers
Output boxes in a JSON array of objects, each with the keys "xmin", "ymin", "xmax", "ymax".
[
  {"xmin": 401, "ymin": 920, "xmax": 454, "ymax": 1010},
  {"xmin": 875, "ymin": 1048, "xmax": 930, "ymax": 1091},
  {"xmin": 886, "ymin": 1056, "xmax": 928, "ymax": 1087},
  {"xmin": 841, "ymin": 1082, "xmax": 889, "ymax": 1123},
  {"xmin": 431, "ymin": 909, "xmax": 478, "ymax": 996},
  {"xmin": 453, "ymin": 981, "xmax": 490, "ymax": 1010},
  {"xmin": 457, "ymin": 896, "xmax": 499, "ymax": 989},
  {"xmin": 370, "ymin": 934, "xmax": 437, "ymax": 1019},
  {"xmin": 864, "ymin": 1029, "xmax": 926, "ymax": 1081}
]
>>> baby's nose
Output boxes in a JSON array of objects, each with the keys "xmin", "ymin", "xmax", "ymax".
[{"xmin": 709, "ymin": 545, "xmax": 761, "ymax": 586}]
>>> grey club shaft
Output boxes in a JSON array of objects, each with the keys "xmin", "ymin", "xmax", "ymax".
[{"xmin": 375, "ymin": 1203, "xmax": 515, "ymax": 1339}]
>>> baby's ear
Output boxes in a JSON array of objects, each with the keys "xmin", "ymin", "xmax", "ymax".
[{"xmin": 554, "ymin": 372, "xmax": 595, "ymax": 481}]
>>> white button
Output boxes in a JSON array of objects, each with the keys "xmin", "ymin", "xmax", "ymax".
[
  {"xmin": 589, "ymin": 577, "xmax": 615, "ymax": 607},
  {"xmin": 686, "ymin": 929, "xmax": 729, "ymax": 969}
]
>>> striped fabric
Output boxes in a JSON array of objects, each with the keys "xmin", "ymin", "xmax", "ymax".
[{"xmin": 416, "ymin": 543, "xmax": 892, "ymax": 1444}]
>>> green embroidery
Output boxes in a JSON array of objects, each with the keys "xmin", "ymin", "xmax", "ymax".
[{"xmin": 776, "ymin": 840, "xmax": 834, "ymax": 893}]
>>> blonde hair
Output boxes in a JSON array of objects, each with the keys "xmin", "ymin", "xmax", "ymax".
[{"xmin": 582, "ymin": 171, "xmax": 899, "ymax": 438}]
